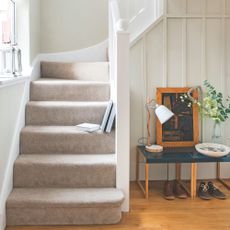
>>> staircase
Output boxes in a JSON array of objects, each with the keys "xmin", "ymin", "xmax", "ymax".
[{"xmin": 6, "ymin": 61, "xmax": 124, "ymax": 226}]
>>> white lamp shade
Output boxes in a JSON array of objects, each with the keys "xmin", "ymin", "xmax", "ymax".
[{"xmin": 155, "ymin": 105, "xmax": 174, "ymax": 124}]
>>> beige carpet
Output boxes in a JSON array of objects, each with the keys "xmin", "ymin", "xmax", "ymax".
[{"xmin": 6, "ymin": 61, "xmax": 124, "ymax": 226}]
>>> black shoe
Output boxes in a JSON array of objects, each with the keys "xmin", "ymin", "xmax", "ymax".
[
  {"xmin": 207, "ymin": 181, "xmax": 226, "ymax": 199},
  {"xmin": 198, "ymin": 181, "xmax": 212, "ymax": 200}
]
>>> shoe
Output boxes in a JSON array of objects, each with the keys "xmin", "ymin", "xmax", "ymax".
[
  {"xmin": 198, "ymin": 181, "xmax": 212, "ymax": 200},
  {"xmin": 207, "ymin": 181, "xmax": 226, "ymax": 200},
  {"xmin": 173, "ymin": 180, "xmax": 187, "ymax": 199},
  {"xmin": 163, "ymin": 181, "xmax": 175, "ymax": 200}
]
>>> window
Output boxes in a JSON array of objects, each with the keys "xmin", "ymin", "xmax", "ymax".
[
  {"xmin": 0, "ymin": 0, "xmax": 21, "ymax": 76},
  {"xmin": 0, "ymin": 0, "xmax": 11, "ymax": 45}
]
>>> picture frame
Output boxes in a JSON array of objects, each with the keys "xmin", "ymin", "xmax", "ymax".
[{"xmin": 156, "ymin": 87, "xmax": 199, "ymax": 147}]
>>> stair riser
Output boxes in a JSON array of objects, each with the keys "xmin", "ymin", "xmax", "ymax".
[
  {"xmin": 41, "ymin": 62, "xmax": 109, "ymax": 82},
  {"xmin": 7, "ymin": 207, "xmax": 122, "ymax": 225},
  {"xmin": 14, "ymin": 164, "xmax": 116, "ymax": 188},
  {"xmin": 30, "ymin": 83, "xmax": 110, "ymax": 101},
  {"xmin": 20, "ymin": 131, "xmax": 115, "ymax": 154},
  {"xmin": 26, "ymin": 103, "xmax": 106, "ymax": 126}
]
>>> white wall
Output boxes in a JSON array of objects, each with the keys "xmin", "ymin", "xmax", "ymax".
[
  {"xmin": 40, "ymin": 0, "xmax": 108, "ymax": 53},
  {"xmin": 0, "ymin": 81, "xmax": 29, "ymax": 230},
  {"xmin": 29, "ymin": 0, "xmax": 41, "ymax": 62},
  {"xmin": 17, "ymin": 0, "xmax": 30, "ymax": 69},
  {"xmin": 17, "ymin": 0, "xmax": 108, "ymax": 64},
  {"xmin": 130, "ymin": 0, "xmax": 230, "ymax": 181}
]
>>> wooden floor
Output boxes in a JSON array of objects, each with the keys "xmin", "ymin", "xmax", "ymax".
[{"xmin": 7, "ymin": 180, "xmax": 230, "ymax": 230}]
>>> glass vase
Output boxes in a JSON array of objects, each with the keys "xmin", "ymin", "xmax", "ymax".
[{"xmin": 211, "ymin": 121, "xmax": 222, "ymax": 144}]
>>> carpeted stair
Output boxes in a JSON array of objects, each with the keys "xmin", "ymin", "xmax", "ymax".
[{"xmin": 6, "ymin": 61, "xmax": 124, "ymax": 226}]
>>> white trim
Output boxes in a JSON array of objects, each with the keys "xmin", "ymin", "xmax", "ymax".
[
  {"xmin": 166, "ymin": 15, "xmax": 230, "ymax": 18},
  {"xmin": 110, "ymin": 0, "xmax": 130, "ymax": 212},
  {"xmin": 130, "ymin": 16, "xmax": 164, "ymax": 47},
  {"xmin": 128, "ymin": 0, "xmax": 164, "ymax": 45},
  {"xmin": 142, "ymin": 36, "xmax": 147, "ymax": 137},
  {"xmin": 0, "ymin": 75, "xmax": 29, "ymax": 88},
  {"xmin": 115, "ymin": 31, "xmax": 130, "ymax": 212},
  {"xmin": 201, "ymin": 0, "xmax": 206, "ymax": 141},
  {"xmin": 221, "ymin": 0, "xmax": 226, "ymax": 143},
  {"xmin": 30, "ymin": 40, "xmax": 108, "ymax": 81},
  {"xmin": 0, "ymin": 78, "xmax": 29, "ymax": 230},
  {"xmin": 181, "ymin": 18, "xmax": 187, "ymax": 87},
  {"xmin": 163, "ymin": 0, "xmax": 168, "ymax": 87}
]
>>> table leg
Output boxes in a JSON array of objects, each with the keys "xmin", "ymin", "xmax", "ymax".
[
  {"xmin": 216, "ymin": 162, "xmax": 220, "ymax": 179},
  {"xmin": 145, "ymin": 163, "xmax": 149, "ymax": 199},
  {"xmin": 176, "ymin": 163, "xmax": 181, "ymax": 181},
  {"xmin": 177, "ymin": 163, "xmax": 192, "ymax": 196},
  {"xmin": 136, "ymin": 147, "xmax": 149, "ymax": 198},
  {"xmin": 216, "ymin": 162, "xmax": 230, "ymax": 190},
  {"xmin": 136, "ymin": 147, "xmax": 139, "ymax": 181},
  {"xmin": 191, "ymin": 163, "xmax": 197, "ymax": 198}
]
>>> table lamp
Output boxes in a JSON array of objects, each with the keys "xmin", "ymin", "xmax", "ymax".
[{"xmin": 146, "ymin": 97, "xmax": 174, "ymax": 152}]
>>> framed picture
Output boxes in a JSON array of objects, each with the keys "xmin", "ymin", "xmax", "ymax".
[{"xmin": 156, "ymin": 87, "xmax": 199, "ymax": 147}]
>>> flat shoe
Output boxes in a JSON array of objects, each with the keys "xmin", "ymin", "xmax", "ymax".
[
  {"xmin": 198, "ymin": 181, "xmax": 212, "ymax": 200},
  {"xmin": 207, "ymin": 181, "xmax": 226, "ymax": 200}
]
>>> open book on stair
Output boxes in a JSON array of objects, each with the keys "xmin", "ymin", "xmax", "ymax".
[
  {"xmin": 75, "ymin": 123, "xmax": 101, "ymax": 132},
  {"xmin": 76, "ymin": 100, "xmax": 115, "ymax": 133}
]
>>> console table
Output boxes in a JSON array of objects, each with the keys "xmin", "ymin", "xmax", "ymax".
[{"xmin": 136, "ymin": 146, "xmax": 230, "ymax": 199}]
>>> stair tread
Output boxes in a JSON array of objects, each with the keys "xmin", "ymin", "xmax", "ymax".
[
  {"xmin": 7, "ymin": 188, "xmax": 124, "ymax": 208},
  {"xmin": 16, "ymin": 154, "xmax": 116, "ymax": 165},
  {"xmin": 20, "ymin": 126, "xmax": 115, "ymax": 155},
  {"xmin": 27, "ymin": 101, "xmax": 108, "ymax": 106},
  {"xmin": 33, "ymin": 78, "xmax": 110, "ymax": 84},
  {"xmin": 40, "ymin": 61, "xmax": 109, "ymax": 82},
  {"xmin": 26, "ymin": 101, "xmax": 108, "ymax": 126},
  {"xmin": 14, "ymin": 154, "xmax": 116, "ymax": 188},
  {"xmin": 21, "ymin": 125, "xmax": 114, "ymax": 135},
  {"xmin": 30, "ymin": 79, "xmax": 110, "ymax": 102}
]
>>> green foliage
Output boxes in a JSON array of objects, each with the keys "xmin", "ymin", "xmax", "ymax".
[{"xmin": 180, "ymin": 80, "xmax": 230, "ymax": 122}]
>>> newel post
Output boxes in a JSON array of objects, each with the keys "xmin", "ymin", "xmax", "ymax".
[{"xmin": 115, "ymin": 30, "xmax": 130, "ymax": 212}]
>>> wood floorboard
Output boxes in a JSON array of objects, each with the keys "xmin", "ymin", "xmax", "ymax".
[{"xmin": 6, "ymin": 180, "xmax": 230, "ymax": 230}]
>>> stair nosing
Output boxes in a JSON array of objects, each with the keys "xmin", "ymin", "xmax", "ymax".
[
  {"xmin": 15, "ymin": 154, "xmax": 116, "ymax": 165},
  {"xmin": 7, "ymin": 188, "xmax": 124, "ymax": 208}
]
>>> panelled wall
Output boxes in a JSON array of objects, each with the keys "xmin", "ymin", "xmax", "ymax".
[{"xmin": 130, "ymin": 0, "xmax": 230, "ymax": 181}]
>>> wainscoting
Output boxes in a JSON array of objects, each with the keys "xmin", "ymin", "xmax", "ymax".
[{"xmin": 130, "ymin": 0, "xmax": 230, "ymax": 181}]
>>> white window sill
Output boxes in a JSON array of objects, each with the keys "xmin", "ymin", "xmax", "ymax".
[{"xmin": 0, "ymin": 75, "xmax": 30, "ymax": 88}]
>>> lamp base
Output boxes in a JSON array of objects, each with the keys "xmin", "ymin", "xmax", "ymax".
[{"xmin": 145, "ymin": 144, "xmax": 163, "ymax": 153}]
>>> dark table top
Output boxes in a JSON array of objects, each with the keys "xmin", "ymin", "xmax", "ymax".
[{"xmin": 137, "ymin": 145, "xmax": 230, "ymax": 163}]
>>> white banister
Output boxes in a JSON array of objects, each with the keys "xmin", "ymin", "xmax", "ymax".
[
  {"xmin": 118, "ymin": 0, "xmax": 164, "ymax": 43},
  {"xmin": 109, "ymin": 0, "xmax": 163, "ymax": 212},
  {"xmin": 115, "ymin": 31, "xmax": 130, "ymax": 212},
  {"xmin": 111, "ymin": 1, "xmax": 129, "ymax": 32},
  {"xmin": 109, "ymin": 0, "xmax": 130, "ymax": 212},
  {"xmin": 110, "ymin": 0, "xmax": 121, "ymax": 27}
]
